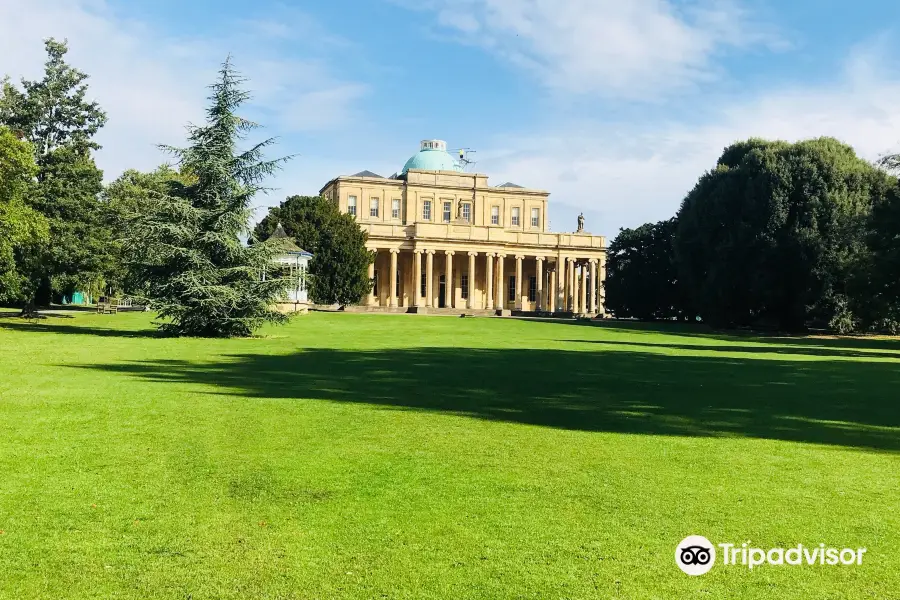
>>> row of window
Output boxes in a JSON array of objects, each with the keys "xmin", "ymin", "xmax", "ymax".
[
  {"xmin": 348, "ymin": 196, "xmax": 401, "ymax": 219},
  {"xmin": 373, "ymin": 272, "xmax": 539, "ymax": 302},
  {"xmin": 348, "ymin": 195, "xmax": 541, "ymax": 227},
  {"xmin": 493, "ymin": 206, "xmax": 540, "ymax": 227}
]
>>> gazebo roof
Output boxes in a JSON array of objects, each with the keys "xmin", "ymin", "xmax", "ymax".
[{"xmin": 266, "ymin": 223, "xmax": 305, "ymax": 253}]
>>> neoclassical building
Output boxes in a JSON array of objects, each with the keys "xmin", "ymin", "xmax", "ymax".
[{"xmin": 320, "ymin": 140, "xmax": 607, "ymax": 315}]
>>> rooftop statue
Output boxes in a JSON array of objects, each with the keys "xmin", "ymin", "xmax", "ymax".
[{"xmin": 577, "ymin": 212, "xmax": 585, "ymax": 233}]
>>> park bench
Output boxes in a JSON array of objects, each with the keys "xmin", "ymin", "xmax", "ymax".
[{"xmin": 96, "ymin": 297, "xmax": 119, "ymax": 315}]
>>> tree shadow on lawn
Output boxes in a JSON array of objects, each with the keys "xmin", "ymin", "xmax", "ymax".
[
  {"xmin": 0, "ymin": 320, "xmax": 160, "ymax": 338},
  {"xmin": 79, "ymin": 346, "xmax": 900, "ymax": 452},
  {"xmin": 0, "ymin": 310, "xmax": 74, "ymax": 320},
  {"xmin": 534, "ymin": 318, "xmax": 900, "ymax": 354},
  {"xmin": 562, "ymin": 338, "xmax": 900, "ymax": 360}
]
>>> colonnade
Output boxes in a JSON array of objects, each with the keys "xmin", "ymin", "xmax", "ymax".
[{"xmin": 368, "ymin": 249, "xmax": 606, "ymax": 315}]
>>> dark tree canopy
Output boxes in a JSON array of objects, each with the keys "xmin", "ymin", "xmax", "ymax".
[
  {"xmin": 0, "ymin": 38, "xmax": 112, "ymax": 309},
  {"xmin": 255, "ymin": 195, "xmax": 373, "ymax": 306},
  {"xmin": 255, "ymin": 195, "xmax": 339, "ymax": 255},
  {"xmin": 127, "ymin": 59, "xmax": 290, "ymax": 337},
  {"xmin": 675, "ymin": 137, "xmax": 893, "ymax": 331},
  {"xmin": 604, "ymin": 218, "xmax": 692, "ymax": 320},
  {"xmin": 852, "ymin": 183, "xmax": 900, "ymax": 333}
]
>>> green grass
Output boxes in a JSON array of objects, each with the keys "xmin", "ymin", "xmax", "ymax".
[{"xmin": 0, "ymin": 311, "xmax": 898, "ymax": 599}]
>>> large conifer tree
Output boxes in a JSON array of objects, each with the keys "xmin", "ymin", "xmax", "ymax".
[{"xmin": 127, "ymin": 59, "xmax": 290, "ymax": 337}]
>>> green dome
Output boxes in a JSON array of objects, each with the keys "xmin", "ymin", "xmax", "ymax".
[{"xmin": 401, "ymin": 140, "xmax": 463, "ymax": 174}]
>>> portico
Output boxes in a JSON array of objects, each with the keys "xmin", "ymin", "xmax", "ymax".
[
  {"xmin": 367, "ymin": 243, "xmax": 605, "ymax": 315},
  {"xmin": 320, "ymin": 139, "xmax": 607, "ymax": 315}
]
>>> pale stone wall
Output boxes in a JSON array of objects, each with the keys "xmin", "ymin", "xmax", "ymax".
[{"xmin": 320, "ymin": 169, "xmax": 607, "ymax": 314}]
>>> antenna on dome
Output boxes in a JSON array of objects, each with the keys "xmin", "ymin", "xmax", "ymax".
[{"xmin": 454, "ymin": 147, "xmax": 477, "ymax": 171}]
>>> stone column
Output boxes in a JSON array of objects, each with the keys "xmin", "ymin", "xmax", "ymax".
[
  {"xmin": 572, "ymin": 263, "xmax": 580, "ymax": 313},
  {"xmin": 556, "ymin": 259, "xmax": 565, "ymax": 313},
  {"xmin": 485, "ymin": 253, "xmax": 494, "ymax": 310},
  {"xmin": 549, "ymin": 267, "xmax": 557, "ymax": 312},
  {"xmin": 599, "ymin": 253, "xmax": 607, "ymax": 315},
  {"xmin": 514, "ymin": 255, "xmax": 524, "ymax": 310},
  {"xmin": 412, "ymin": 250, "xmax": 422, "ymax": 308},
  {"xmin": 535, "ymin": 257, "xmax": 544, "ymax": 312},
  {"xmin": 589, "ymin": 259, "xmax": 598, "ymax": 314},
  {"xmin": 467, "ymin": 252, "xmax": 476, "ymax": 310},
  {"xmin": 425, "ymin": 251, "xmax": 434, "ymax": 308},
  {"xmin": 368, "ymin": 255, "xmax": 377, "ymax": 306},
  {"xmin": 444, "ymin": 251, "xmax": 455, "ymax": 308},
  {"xmin": 568, "ymin": 258, "xmax": 576, "ymax": 312},
  {"xmin": 496, "ymin": 254, "xmax": 506, "ymax": 309},
  {"xmin": 580, "ymin": 263, "xmax": 587, "ymax": 315},
  {"xmin": 389, "ymin": 250, "xmax": 399, "ymax": 308}
]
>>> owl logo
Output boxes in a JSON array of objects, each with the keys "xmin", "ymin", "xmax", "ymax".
[{"xmin": 676, "ymin": 536, "xmax": 716, "ymax": 575}]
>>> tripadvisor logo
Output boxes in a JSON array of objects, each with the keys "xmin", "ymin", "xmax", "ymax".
[
  {"xmin": 676, "ymin": 535, "xmax": 716, "ymax": 575},
  {"xmin": 675, "ymin": 536, "xmax": 867, "ymax": 575}
]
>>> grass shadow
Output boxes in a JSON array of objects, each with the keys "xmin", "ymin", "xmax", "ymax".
[
  {"xmin": 0, "ymin": 320, "xmax": 160, "ymax": 338},
  {"xmin": 562, "ymin": 338, "xmax": 900, "ymax": 360},
  {"xmin": 0, "ymin": 310, "xmax": 75, "ymax": 320},
  {"xmin": 526, "ymin": 318, "xmax": 900, "ymax": 352},
  {"xmin": 77, "ymin": 346, "xmax": 900, "ymax": 452}
]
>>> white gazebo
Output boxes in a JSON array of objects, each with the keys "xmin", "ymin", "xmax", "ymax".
[{"xmin": 265, "ymin": 223, "xmax": 312, "ymax": 313}]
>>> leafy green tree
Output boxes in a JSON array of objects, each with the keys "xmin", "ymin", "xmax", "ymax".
[
  {"xmin": 101, "ymin": 166, "xmax": 195, "ymax": 296},
  {"xmin": 255, "ymin": 195, "xmax": 373, "ymax": 306},
  {"xmin": 852, "ymin": 182, "xmax": 900, "ymax": 333},
  {"xmin": 0, "ymin": 39, "xmax": 106, "ymax": 161},
  {"xmin": 0, "ymin": 38, "xmax": 111, "ymax": 309},
  {"xmin": 255, "ymin": 195, "xmax": 340, "ymax": 254},
  {"xmin": 308, "ymin": 215, "xmax": 373, "ymax": 306},
  {"xmin": 675, "ymin": 137, "xmax": 893, "ymax": 331},
  {"xmin": 605, "ymin": 218, "xmax": 692, "ymax": 320},
  {"xmin": 34, "ymin": 145, "xmax": 108, "ymax": 302},
  {"xmin": 0, "ymin": 127, "xmax": 47, "ymax": 303},
  {"xmin": 861, "ymin": 149, "xmax": 900, "ymax": 332},
  {"xmin": 127, "ymin": 59, "xmax": 290, "ymax": 337}
]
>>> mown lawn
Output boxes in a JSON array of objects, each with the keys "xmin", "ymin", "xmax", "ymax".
[{"xmin": 0, "ymin": 311, "xmax": 898, "ymax": 599}]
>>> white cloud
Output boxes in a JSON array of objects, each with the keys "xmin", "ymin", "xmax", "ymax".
[
  {"xmin": 240, "ymin": 58, "xmax": 369, "ymax": 132},
  {"xmin": 414, "ymin": 0, "xmax": 786, "ymax": 98},
  {"xmin": 0, "ymin": 0, "xmax": 367, "ymax": 182},
  {"xmin": 474, "ymin": 41, "xmax": 900, "ymax": 233},
  {"xmin": 437, "ymin": 10, "xmax": 481, "ymax": 34}
]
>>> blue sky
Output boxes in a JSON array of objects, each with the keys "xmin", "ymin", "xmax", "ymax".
[{"xmin": 3, "ymin": 0, "xmax": 900, "ymax": 235}]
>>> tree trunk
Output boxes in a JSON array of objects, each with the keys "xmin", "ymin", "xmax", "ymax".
[{"xmin": 19, "ymin": 298, "xmax": 39, "ymax": 319}]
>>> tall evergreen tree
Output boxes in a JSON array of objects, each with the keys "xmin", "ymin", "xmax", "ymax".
[
  {"xmin": 127, "ymin": 59, "xmax": 291, "ymax": 337},
  {"xmin": 101, "ymin": 165, "xmax": 197, "ymax": 296},
  {"xmin": 307, "ymin": 214, "xmax": 373, "ymax": 306},
  {"xmin": 0, "ymin": 38, "xmax": 110, "ymax": 310}
]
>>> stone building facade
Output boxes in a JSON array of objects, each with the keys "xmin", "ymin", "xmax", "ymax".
[{"xmin": 319, "ymin": 140, "xmax": 607, "ymax": 315}]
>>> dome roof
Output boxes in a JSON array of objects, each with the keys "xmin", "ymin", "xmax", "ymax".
[{"xmin": 401, "ymin": 139, "xmax": 463, "ymax": 175}]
